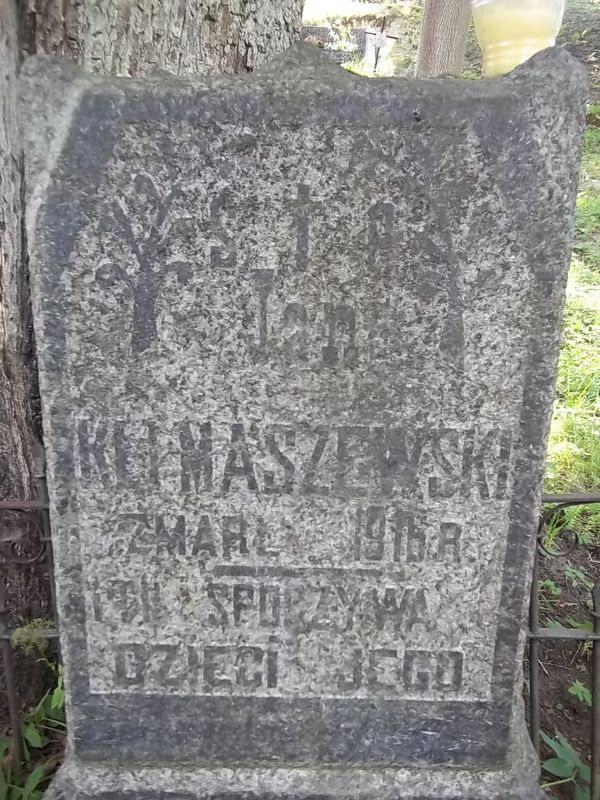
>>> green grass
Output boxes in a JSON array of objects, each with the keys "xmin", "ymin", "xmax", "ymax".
[
  {"xmin": 582, "ymin": 127, "xmax": 600, "ymax": 180},
  {"xmin": 545, "ymin": 104, "xmax": 600, "ymax": 536}
]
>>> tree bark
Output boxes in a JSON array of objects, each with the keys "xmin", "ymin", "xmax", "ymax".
[
  {"xmin": 0, "ymin": 0, "xmax": 45, "ymax": 626},
  {"xmin": 22, "ymin": 0, "xmax": 304, "ymax": 76},
  {"xmin": 415, "ymin": 0, "xmax": 471, "ymax": 78},
  {"xmin": 0, "ymin": 0, "xmax": 303, "ymax": 626}
]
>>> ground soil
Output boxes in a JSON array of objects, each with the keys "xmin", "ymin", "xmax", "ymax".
[
  {"xmin": 560, "ymin": 0, "xmax": 600, "ymax": 101},
  {"xmin": 533, "ymin": 535, "xmax": 600, "ymax": 799}
]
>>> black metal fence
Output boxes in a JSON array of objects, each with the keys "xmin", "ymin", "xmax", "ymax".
[
  {"xmin": 530, "ymin": 492, "xmax": 600, "ymax": 799},
  {"xmin": 0, "ymin": 496, "xmax": 57, "ymax": 765},
  {"xmin": 1, "ymin": 489, "xmax": 599, "ymax": 793}
]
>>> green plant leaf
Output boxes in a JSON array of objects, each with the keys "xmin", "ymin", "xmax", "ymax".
[
  {"xmin": 0, "ymin": 738, "xmax": 12, "ymax": 759},
  {"xmin": 575, "ymin": 784, "xmax": 591, "ymax": 800},
  {"xmin": 21, "ymin": 737, "xmax": 30, "ymax": 763},
  {"xmin": 26, "ymin": 691, "xmax": 50, "ymax": 724},
  {"xmin": 565, "ymin": 564, "xmax": 594, "ymax": 590},
  {"xmin": 0, "ymin": 766, "xmax": 9, "ymax": 800},
  {"xmin": 568, "ymin": 680, "xmax": 593, "ymax": 707},
  {"xmin": 22, "ymin": 765, "xmax": 46, "ymax": 799},
  {"xmin": 539, "ymin": 730, "xmax": 586, "ymax": 771},
  {"xmin": 542, "ymin": 757, "xmax": 575, "ymax": 778},
  {"xmin": 539, "ymin": 579, "xmax": 562, "ymax": 597},
  {"xmin": 22, "ymin": 724, "xmax": 43, "ymax": 749},
  {"xmin": 566, "ymin": 617, "xmax": 594, "ymax": 632},
  {"xmin": 557, "ymin": 734, "xmax": 586, "ymax": 768},
  {"xmin": 578, "ymin": 761, "xmax": 592, "ymax": 785},
  {"xmin": 540, "ymin": 730, "xmax": 567, "ymax": 759},
  {"xmin": 50, "ymin": 686, "xmax": 64, "ymax": 711}
]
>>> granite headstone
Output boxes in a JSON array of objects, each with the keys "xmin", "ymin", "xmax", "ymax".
[{"xmin": 22, "ymin": 44, "xmax": 586, "ymax": 800}]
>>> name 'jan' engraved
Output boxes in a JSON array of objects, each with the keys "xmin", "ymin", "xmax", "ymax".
[{"xmin": 75, "ymin": 417, "xmax": 513, "ymax": 501}]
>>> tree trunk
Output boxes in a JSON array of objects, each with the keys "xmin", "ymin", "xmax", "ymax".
[
  {"xmin": 22, "ymin": 1, "xmax": 304, "ymax": 76},
  {"xmin": 0, "ymin": 0, "xmax": 44, "ymax": 628},
  {"xmin": 0, "ymin": 0, "xmax": 304, "ymax": 626},
  {"xmin": 415, "ymin": 0, "xmax": 471, "ymax": 78}
]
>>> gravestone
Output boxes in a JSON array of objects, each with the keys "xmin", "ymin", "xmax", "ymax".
[{"xmin": 22, "ymin": 44, "xmax": 586, "ymax": 800}]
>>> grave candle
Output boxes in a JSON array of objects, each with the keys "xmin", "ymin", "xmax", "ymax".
[{"xmin": 472, "ymin": 0, "xmax": 565, "ymax": 76}]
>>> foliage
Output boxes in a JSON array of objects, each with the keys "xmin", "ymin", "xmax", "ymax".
[
  {"xmin": 587, "ymin": 104, "xmax": 600, "ymax": 128},
  {"xmin": 0, "ymin": 661, "xmax": 64, "ymax": 800},
  {"xmin": 564, "ymin": 617, "xmax": 594, "ymax": 634},
  {"xmin": 581, "ymin": 126, "xmax": 600, "ymax": 181},
  {"xmin": 344, "ymin": 60, "xmax": 373, "ymax": 76},
  {"xmin": 545, "ymin": 617, "xmax": 593, "ymax": 635},
  {"xmin": 546, "ymin": 616, "xmax": 594, "ymax": 660},
  {"xmin": 545, "ymin": 104, "xmax": 600, "ymax": 545},
  {"xmin": 538, "ymin": 578, "xmax": 562, "ymax": 614},
  {"xmin": 564, "ymin": 564, "xmax": 594, "ymax": 591},
  {"xmin": 303, "ymin": 0, "xmax": 419, "ymax": 26},
  {"xmin": 568, "ymin": 680, "xmax": 593, "ymax": 707},
  {"xmin": 539, "ymin": 578, "xmax": 562, "ymax": 598},
  {"xmin": 540, "ymin": 731, "xmax": 591, "ymax": 799},
  {"xmin": 576, "ymin": 189, "xmax": 600, "ymax": 242},
  {"xmin": 306, "ymin": 0, "xmax": 422, "ymax": 77},
  {"xmin": 0, "ymin": 742, "xmax": 47, "ymax": 800},
  {"xmin": 380, "ymin": 9, "xmax": 422, "ymax": 77},
  {"xmin": 10, "ymin": 620, "xmax": 54, "ymax": 656}
]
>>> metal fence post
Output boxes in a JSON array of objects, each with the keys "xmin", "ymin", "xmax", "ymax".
[
  {"xmin": 529, "ymin": 547, "xmax": 541, "ymax": 753},
  {"xmin": 534, "ymin": 494, "xmax": 600, "ymax": 797},
  {"xmin": 592, "ymin": 581, "xmax": 600, "ymax": 800},
  {"xmin": 0, "ymin": 580, "xmax": 24, "ymax": 764}
]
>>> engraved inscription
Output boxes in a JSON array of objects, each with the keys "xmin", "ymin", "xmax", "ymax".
[
  {"xmin": 107, "ymin": 640, "xmax": 464, "ymax": 697},
  {"xmin": 210, "ymin": 187, "xmax": 237, "ymax": 269},
  {"xmin": 77, "ymin": 395, "xmax": 513, "ymax": 700},
  {"xmin": 291, "ymin": 183, "xmax": 320, "ymax": 271},
  {"xmin": 80, "ymin": 409, "xmax": 509, "ymax": 700},
  {"xmin": 75, "ymin": 417, "xmax": 513, "ymax": 502},
  {"xmin": 68, "ymin": 157, "xmax": 524, "ymax": 706}
]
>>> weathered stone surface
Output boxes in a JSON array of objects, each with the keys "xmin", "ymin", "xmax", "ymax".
[{"xmin": 23, "ymin": 44, "xmax": 586, "ymax": 800}]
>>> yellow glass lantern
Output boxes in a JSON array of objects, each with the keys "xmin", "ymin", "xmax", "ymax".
[{"xmin": 472, "ymin": 0, "xmax": 566, "ymax": 77}]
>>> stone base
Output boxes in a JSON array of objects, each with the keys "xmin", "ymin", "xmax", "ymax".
[{"xmin": 45, "ymin": 739, "xmax": 544, "ymax": 800}]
